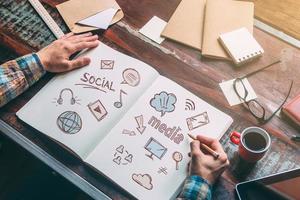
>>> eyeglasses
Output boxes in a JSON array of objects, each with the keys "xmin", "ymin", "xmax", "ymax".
[{"xmin": 233, "ymin": 60, "xmax": 293, "ymax": 124}]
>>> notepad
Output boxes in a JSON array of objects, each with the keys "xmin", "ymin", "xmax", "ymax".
[{"xmin": 219, "ymin": 27, "xmax": 264, "ymax": 65}]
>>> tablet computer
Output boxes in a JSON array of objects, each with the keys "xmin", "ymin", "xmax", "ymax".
[{"xmin": 236, "ymin": 168, "xmax": 300, "ymax": 200}]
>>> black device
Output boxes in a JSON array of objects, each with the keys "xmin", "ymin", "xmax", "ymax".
[{"xmin": 236, "ymin": 168, "xmax": 300, "ymax": 200}]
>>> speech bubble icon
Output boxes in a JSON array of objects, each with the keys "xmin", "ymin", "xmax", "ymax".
[
  {"xmin": 150, "ymin": 91, "xmax": 177, "ymax": 117},
  {"xmin": 121, "ymin": 68, "xmax": 140, "ymax": 87}
]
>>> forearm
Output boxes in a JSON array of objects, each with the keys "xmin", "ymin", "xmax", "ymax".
[
  {"xmin": 178, "ymin": 175, "xmax": 212, "ymax": 200},
  {"xmin": 0, "ymin": 53, "xmax": 45, "ymax": 107}
]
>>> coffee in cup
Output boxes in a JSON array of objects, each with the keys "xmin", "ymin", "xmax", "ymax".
[{"xmin": 230, "ymin": 127, "xmax": 271, "ymax": 162}]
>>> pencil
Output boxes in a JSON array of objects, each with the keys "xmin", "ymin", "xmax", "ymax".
[{"xmin": 188, "ymin": 133, "xmax": 220, "ymax": 159}]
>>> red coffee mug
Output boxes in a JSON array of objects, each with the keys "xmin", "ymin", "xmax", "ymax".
[{"xmin": 230, "ymin": 127, "xmax": 271, "ymax": 162}]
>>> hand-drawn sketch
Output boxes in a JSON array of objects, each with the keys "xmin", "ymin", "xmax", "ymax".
[
  {"xmin": 121, "ymin": 68, "xmax": 140, "ymax": 87},
  {"xmin": 185, "ymin": 99, "xmax": 195, "ymax": 111},
  {"xmin": 113, "ymin": 145, "xmax": 133, "ymax": 165},
  {"xmin": 124, "ymin": 154, "xmax": 133, "ymax": 163},
  {"xmin": 186, "ymin": 111, "xmax": 210, "ymax": 131},
  {"xmin": 122, "ymin": 129, "xmax": 136, "ymax": 136},
  {"xmin": 101, "ymin": 60, "xmax": 114, "ymax": 69},
  {"xmin": 135, "ymin": 115, "xmax": 146, "ymax": 134},
  {"xmin": 52, "ymin": 88, "xmax": 80, "ymax": 106},
  {"xmin": 144, "ymin": 137, "xmax": 167, "ymax": 160},
  {"xmin": 76, "ymin": 72, "xmax": 115, "ymax": 93},
  {"xmin": 150, "ymin": 91, "xmax": 177, "ymax": 117},
  {"xmin": 116, "ymin": 145, "xmax": 124, "ymax": 154},
  {"xmin": 87, "ymin": 100, "xmax": 108, "ymax": 121},
  {"xmin": 114, "ymin": 89, "xmax": 127, "ymax": 108},
  {"xmin": 56, "ymin": 111, "xmax": 82, "ymax": 134},
  {"xmin": 172, "ymin": 151, "xmax": 183, "ymax": 170},
  {"xmin": 158, "ymin": 167, "xmax": 168, "ymax": 175},
  {"xmin": 113, "ymin": 156, "xmax": 121, "ymax": 165},
  {"xmin": 132, "ymin": 173, "xmax": 153, "ymax": 190}
]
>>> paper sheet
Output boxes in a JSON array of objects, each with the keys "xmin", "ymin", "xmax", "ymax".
[
  {"xmin": 139, "ymin": 16, "xmax": 167, "ymax": 44},
  {"xmin": 77, "ymin": 8, "xmax": 118, "ymax": 29},
  {"xmin": 56, "ymin": 0, "xmax": 124, "ymax": 33},
  {"xmin": 219, "ymin": 78, "xmax": 257, "ymax": 106},
  {"xmin": 87, "ymin": 76, "xmax": 233, "ymax": 200}
]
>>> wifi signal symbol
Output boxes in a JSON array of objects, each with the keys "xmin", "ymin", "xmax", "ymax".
[{"xmin": 185, "ymin": 99, "xmax": 195, "ymax": 111}]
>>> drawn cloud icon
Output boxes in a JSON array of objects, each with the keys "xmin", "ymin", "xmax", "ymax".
[
  {"xmin": 150, "ymin": 91, "xmax": 177, "ymax": 117},
  {"xmin": 132, "ymin": 173, "xmax": 153, "ymax": 190}
]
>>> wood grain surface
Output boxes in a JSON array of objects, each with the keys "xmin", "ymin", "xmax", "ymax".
[
  {"xmin": 247, "ymin": 0, "xmax": 300, "ymax": 40},
  {"xmin": 0, "ymin": 0, "xmax": 299, "ymax": 199}
]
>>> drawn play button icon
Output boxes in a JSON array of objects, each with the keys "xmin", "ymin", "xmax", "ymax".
[
  {"xmin": 88, "ymin": 100, "xmax": 108, "ymax": 121},
  {"xmin": 94, "ymin": 106, "xmax": 102, "ymax": 114}
]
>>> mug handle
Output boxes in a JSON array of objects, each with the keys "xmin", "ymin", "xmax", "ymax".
[{"xmin": 230, "ymin": 131, "xmax": 241, "ymax": 145}]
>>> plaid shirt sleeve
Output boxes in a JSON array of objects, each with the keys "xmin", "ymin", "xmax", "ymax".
[
  {"xmin": 0, "ymin": 53, "xmax": 45, "ymax": 107},
  {"xmin": 178, "ymin": 175, "xmax": 212, "ymax": 200}
]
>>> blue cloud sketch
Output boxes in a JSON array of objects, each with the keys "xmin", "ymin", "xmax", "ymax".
[{"xmin": 150, "ymin": 91, "xmax": 177, "ymax": 117}]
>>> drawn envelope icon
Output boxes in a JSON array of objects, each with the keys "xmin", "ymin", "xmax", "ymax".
[
  {"xmin": 56, "ymin": 0, "xmax": 124, "ymax": 34},
  {"xmin": 186, "ymin": 111, "xmax": 210, "ymax": 131},
  {"xmin": 101, "ymin": 60, "xmax": 114, "ymax": 69}
]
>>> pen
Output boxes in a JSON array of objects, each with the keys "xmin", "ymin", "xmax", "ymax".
[{"xmin": 188, "ymin": 133, "xmax": 220, "ymax": 159}]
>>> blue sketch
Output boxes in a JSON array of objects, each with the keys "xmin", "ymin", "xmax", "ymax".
[
  {"xmin": 144, "ymin": 137, "xmax": 168, "ymax": 160},
  {"xmin": 150, "ymin": 91, "xmax": 177, "ymax": 117}
]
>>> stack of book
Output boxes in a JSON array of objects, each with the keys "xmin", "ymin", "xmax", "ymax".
[{"xmin": 162, "ymin": 0, "xmax": 263, "ymax": 65}]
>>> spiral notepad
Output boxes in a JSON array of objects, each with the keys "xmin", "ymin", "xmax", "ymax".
[{"xmin": 219, "ymin": 27, "xmax": 264, "ymax": 65}]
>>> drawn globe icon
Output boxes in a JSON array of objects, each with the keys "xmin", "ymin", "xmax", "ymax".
[{"xmin": 57, "ymin": 111, "xmax": 82, "ymax": 134}]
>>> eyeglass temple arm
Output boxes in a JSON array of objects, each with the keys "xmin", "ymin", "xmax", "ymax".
[
  {"xmin": 263, "ymin": 80, "xmax": 294, "ymax": 123},
  {"xmin": 240, "ymin": 60, "xmax": 281, "ymax": 79}
]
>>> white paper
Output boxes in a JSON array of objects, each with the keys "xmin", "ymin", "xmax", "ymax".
[
  {"xmin": 219, "ymin": 78, "xmax": 257, "ymax": 106},
  {"xmin": 87, "ymin": 76, "xmax": 233, "ymax": 200},
  {"xmin": 139, "ymin": 16, "xmax": 167, "ymax": 44},
  {"xmin": 77, "ymin": 8, "xmax": 118, "ymax": 29},
  {"xmin": 17, "ymin": 43, "xmax": 159, "ymax": 159}
]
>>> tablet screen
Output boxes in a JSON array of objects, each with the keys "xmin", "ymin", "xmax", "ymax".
[{"xmin": 236, "ymin": 169, "xmax": 300, "ymax": 200}]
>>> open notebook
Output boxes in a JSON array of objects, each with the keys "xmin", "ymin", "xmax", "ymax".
[{"xmin": 17, "ymin": 43, "xmax": 233, "ymax": 200}]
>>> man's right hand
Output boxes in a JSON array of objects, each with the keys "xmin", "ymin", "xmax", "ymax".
[
  {"xmin": 37, "ymin": 32, "xmax": 99, "ymax": 73},
  {"xmin": 189, "ymin": 135, "xmax": 230, "ymax": 185}
]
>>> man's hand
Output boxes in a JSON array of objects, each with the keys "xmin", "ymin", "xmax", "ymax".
[
  {"xmin": 189, "ymin": 135, "xmax": 229, "ymax": 185},
  {"xmin": 37, "ymin": 32, "xmax": 99, "ymax": 73}
]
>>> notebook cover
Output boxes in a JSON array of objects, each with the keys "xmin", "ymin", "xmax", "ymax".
[
  {"xmin": 202, "ymin": 0, "xmax": 254, "ymax": 60},
  {"xmin": 161, "ymin": 0, "xmax": 206, "ymax": 50},
  {"xmin": 282, "ymin": 93, "xmax": 300, "ymax": 126}
]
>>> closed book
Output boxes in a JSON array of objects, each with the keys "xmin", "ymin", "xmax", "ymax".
[
  {"xmin": 202, "ymin": 0, "xmax": 254, "ymax": 60},
  {"xmin": 161, "ymin": 0, "xmax": 206, "ymax": 50},
  {"xmin": 282, "ymin": 93, "xmax": 300, "ymax": 126}
]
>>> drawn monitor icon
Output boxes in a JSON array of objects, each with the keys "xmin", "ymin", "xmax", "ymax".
[{"xmin": 144, "ymin": 137, "xmax": 167, "ymax": 160}]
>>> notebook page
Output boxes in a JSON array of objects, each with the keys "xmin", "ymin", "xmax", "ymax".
[
  {"xmin": 86, "ymin": 76, "xmax": 233, "ymax": 200},
  {"xmin": 17, "ymin": 43, "xmax": 159, "ymax": 159}
]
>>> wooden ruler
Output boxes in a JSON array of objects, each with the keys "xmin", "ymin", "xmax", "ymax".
[{"xmin": 28, "ymin": 0, "xmax": 64, "ymax": 38}]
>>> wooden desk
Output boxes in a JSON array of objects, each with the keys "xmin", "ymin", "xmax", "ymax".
[{"xmin": 0, "ymin": 0, "xmax": 300, "ymax": 199}]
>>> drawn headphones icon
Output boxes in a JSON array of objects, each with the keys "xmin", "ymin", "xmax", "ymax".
[{"xmin": 57, "ymin": 88, "xmax": 76, "ymax": 105}]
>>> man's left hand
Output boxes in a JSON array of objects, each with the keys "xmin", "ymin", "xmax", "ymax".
[{"xmin": 37, "ymin": 32, "xmax": 99, "ymax": 73}]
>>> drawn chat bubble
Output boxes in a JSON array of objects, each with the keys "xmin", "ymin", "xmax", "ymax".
[
  {"xmin": 121, "ymin": 68, "xmax": 140, "ymax": 87},
  {"xmin": 150, "ymin": 91, "xmax": 177, "ymax": 117}
]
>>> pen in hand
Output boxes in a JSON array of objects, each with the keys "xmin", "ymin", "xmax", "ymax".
[{"xmin": 188, "ymin": 133, "xmax": 220, "ymax": 159}]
